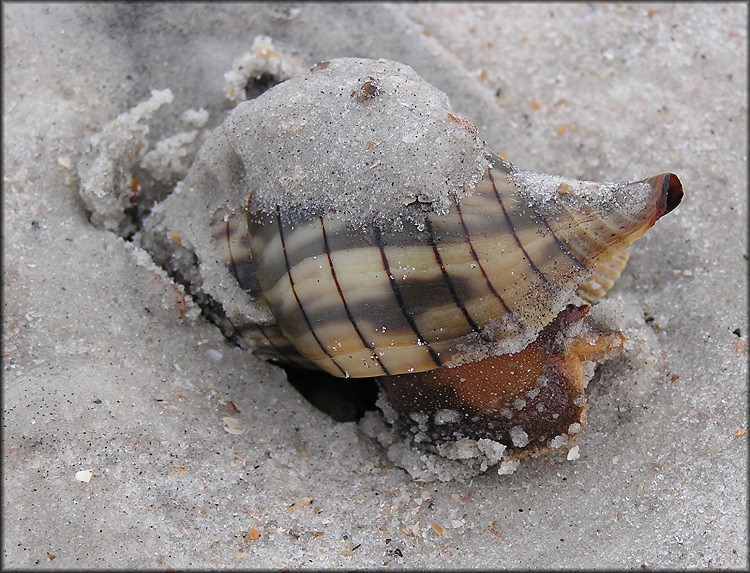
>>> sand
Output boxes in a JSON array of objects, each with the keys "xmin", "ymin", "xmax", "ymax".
[{"xmin": 3, "ymin": 3, "xmax": 747, "ymax": 568}]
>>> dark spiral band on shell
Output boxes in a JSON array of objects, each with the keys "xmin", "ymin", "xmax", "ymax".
[{"xmin": 321, "ymin": 217, "xmax": 391, "ymax": 376}]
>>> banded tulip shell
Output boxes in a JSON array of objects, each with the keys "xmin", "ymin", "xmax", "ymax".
[
  {"xmin": 237, "ymin": 157, "xmax": 680, "ymax": 378},
  {"xmin": 154, "ymin": 58, "xmax": 682, "ymax": 460}
]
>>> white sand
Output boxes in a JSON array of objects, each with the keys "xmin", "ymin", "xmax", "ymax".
[{"xmin": 3, "ymin": 3, "xmax": 746, "ymax": 568}]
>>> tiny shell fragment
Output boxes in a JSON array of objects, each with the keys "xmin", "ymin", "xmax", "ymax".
[
  {"xmin": 223, "ymin": 416, "xmax": 244, "ymax": 435},
  {"xmin": 75, "ymin": 469, "xmax": 93, "ymax": 482}
]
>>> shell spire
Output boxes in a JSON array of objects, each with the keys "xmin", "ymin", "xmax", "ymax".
[
  {"xmin": 502, "ymin": 158, "xmax": 682, "ymax": 269},
  {"xmin": 491, "ymin": 156, "xmax": 683, "ymax": 305}
]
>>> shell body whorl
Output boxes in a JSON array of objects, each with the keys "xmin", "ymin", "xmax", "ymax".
[{"xmin": 234, "ymin": 152, "xmax": 680, "ymax": 379}]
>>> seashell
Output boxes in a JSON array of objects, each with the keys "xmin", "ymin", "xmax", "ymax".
[
  {"xmin": 239, "ymin": 158, "xmax": 681, "ymax": 377},
  {"xmin": 162, "ymin": 58, "xmax": 683, "ymax": 460}
]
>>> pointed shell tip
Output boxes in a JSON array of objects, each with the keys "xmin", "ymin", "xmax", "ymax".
[{"xmin": 646, "ymin": 172, "xmax": 683, "ymax": 218}]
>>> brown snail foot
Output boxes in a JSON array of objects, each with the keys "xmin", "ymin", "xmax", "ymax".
[{"xmin": 376, "ymin": 305, "xmax": 625, "ymax": 459}]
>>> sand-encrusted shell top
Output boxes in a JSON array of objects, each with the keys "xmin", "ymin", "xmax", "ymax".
[{"xmin": 228, "ymin": 58, "xmax": 492, "ymax": 231}]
